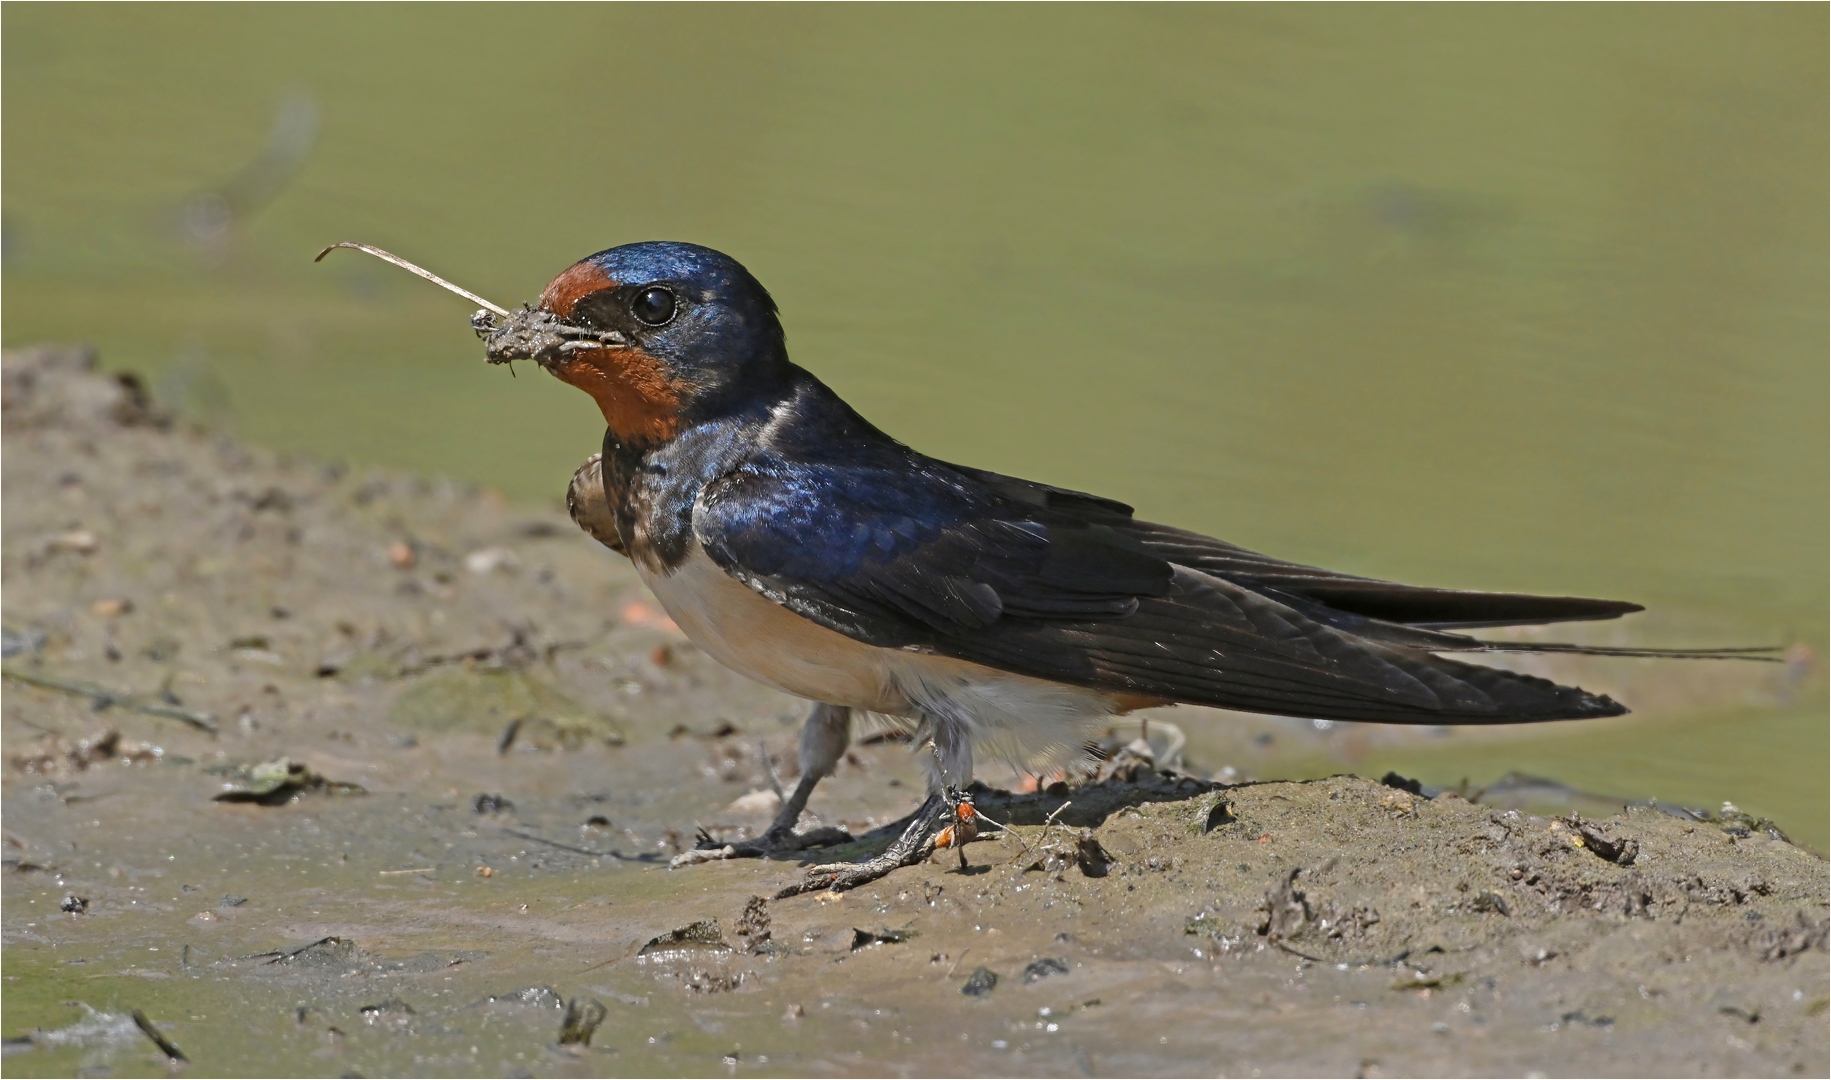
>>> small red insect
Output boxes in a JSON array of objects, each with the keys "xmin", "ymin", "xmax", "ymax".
[{"xmin": 933, "ymin": 798, "xmax": 981, "ymax": 851}]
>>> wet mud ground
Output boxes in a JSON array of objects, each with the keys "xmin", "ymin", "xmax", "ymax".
[{"xmin": 3, "ymin": 347, "xmax": 1826, "ymax": 1078}]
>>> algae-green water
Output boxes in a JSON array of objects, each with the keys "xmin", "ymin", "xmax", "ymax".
[{"xmin": 4, "ymin": 6, "xmax": 1824, "ymax": 842}]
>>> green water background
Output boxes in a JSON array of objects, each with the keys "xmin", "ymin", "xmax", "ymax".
[{"xmin": 4, "ymin": 5, "xmax": 1824, "ymax": 843}]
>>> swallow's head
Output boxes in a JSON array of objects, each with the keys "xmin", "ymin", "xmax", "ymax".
[{"xmin": 485, "ymin": 241, "xmax": 787, "ymax": 446}]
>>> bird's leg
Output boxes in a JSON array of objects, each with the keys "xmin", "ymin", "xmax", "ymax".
[
  {"xmin": 670, "ymin": 703, "xmax": 854, "ymax": 867},
  {"xmin": 736, "ymin": 704, "xmax": 856, "ymax": 851},
  {"xmin": 776, "ymin": 708, "xmax": 972, "ymax": 896}
]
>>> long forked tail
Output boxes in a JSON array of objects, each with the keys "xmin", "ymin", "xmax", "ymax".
[
  {"xmin": 1265, "ymin": 587, "xmax": 1788, "ymax": 664},
  {"xmin": 1462, "ymin": 642, "xmax": 1785, "ymax": 662}
]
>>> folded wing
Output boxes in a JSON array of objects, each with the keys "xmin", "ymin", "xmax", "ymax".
[
  {"xmin": 695, "ymin": 453, "xmax": 1631, "ymax": 725},
  {"xmin": 947, "ymin": 464, "xmax": 1643, "ymax": 629}
]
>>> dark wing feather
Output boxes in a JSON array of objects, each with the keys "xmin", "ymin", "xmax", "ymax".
[
  {"xmin": 696, "ymin": 455, "xmax": 1626, "ymax": 725},
  {"xmin": 694, "ymin": 457, "xmax": 1172, "ymax": 645},
  {"xmin": 947, "ymin": 464, "xmax": 1642, "ymax": 628},
  {"xmin": 951, "ymin": 568, "xmax": 1622, "ymax": 723}
]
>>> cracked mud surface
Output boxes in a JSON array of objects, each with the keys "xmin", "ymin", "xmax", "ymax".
[{"xmin": 4, "ymin": 347, "xmax": 1826, "ymax": 1077}]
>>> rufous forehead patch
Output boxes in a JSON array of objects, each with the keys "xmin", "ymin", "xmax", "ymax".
[{"xmin": 540, "ymin": 261, "xmax": 617, "ymax": 318}]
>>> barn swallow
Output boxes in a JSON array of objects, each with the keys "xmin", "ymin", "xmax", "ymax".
[{"xmin": 485, "ymin": 241, "xmax": 1768, "ymax": 897}]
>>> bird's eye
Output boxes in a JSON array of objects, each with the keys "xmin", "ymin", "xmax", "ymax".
[{"xmin": 631, "ymin": 287, "xmax": 677, "ymax": 326}]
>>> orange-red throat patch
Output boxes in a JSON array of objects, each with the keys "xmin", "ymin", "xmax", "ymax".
[
  {"xmin": 540, "ymin": 260, "xmax": 684, "ymax": 446},
  {"xmin": 550, "ymin": 348, "xmax": 683, "ymax": 446}
]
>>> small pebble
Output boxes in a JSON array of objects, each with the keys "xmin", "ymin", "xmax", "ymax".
[
  {"xmin": 50, "ymin": 530, "xmax": 99, "ymax": 555},
  {"xmin": 464, "ymin": 546, "xmax": 517, "ymax": 574},
  {"xmin": 960, "ymin": 966, "xmax": 999, "ymax": 997}
]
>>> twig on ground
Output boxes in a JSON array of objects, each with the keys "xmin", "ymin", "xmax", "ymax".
[
  {"xmin": 2, "ymin": 667, "xmax": 217, "ymax": 735},
  {"xmin": 1000, "ymin": 799, "xmax": 1075, "ymax": 865},
  {"xmin": 501, "ymin": 827, "xmax": 654, "ymax": 861},
  {"xmin": 130, "ymin": 1009, "xmax": 186, "ymax": 1062}
]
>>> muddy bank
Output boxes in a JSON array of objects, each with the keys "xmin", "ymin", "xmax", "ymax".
[{"xmin": 3, "ymin": 346, "xmax": 1825, "ymax": 1078}]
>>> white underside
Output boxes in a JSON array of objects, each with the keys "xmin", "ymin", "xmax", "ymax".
[{"xmin": 637, "ymin": 546, "xmax": 1121, "ymax": 782}]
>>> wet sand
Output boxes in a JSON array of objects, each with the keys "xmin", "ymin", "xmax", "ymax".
[{"xmin": 3, "ymin": 346, "xmax": 1825, "ymax": 1077}]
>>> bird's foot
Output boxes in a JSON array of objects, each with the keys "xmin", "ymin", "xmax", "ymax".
[
  {"xmin": 774, "ymin": 792, "xmax": 951, "ymax": 897},
  {"xmin": 776, "ymin": 847, "xmax": 930, "ymax": 896},
  {"xmin": 669, "ymin": 823, "xmax": 853, "ymax": 869}
]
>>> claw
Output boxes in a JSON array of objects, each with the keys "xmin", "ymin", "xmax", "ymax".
[
  {"xmin": 776, "ymin": 791, "xmax": 951, "ymax": 898},
  {"xmin": 775, "ymin": 848, "xmax": 928, "ymax": 898},
  {"xmin": 670, "ymin": 845, "xmax": 737, "ymax": 868},
  {"xmin": 667, "ymin": 825, "xmax": 854, "ymax": 870}
]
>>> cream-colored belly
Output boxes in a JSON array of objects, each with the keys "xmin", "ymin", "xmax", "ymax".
[
  {"xmin": 637, "ymin": 547, "xmax": 912, "ymax": 712},
  {"xmin": 636, "ymin": 547, "xmax": 1123, "ymax": 767}
]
